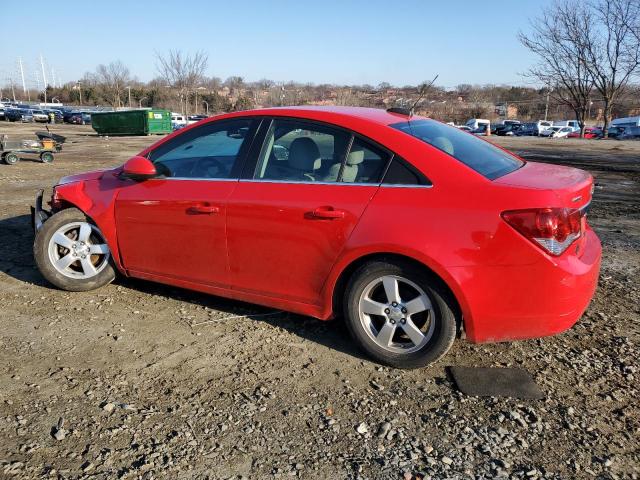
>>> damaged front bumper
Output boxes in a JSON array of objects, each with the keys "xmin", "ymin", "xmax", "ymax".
[{"xmin": 31, "ymin": 189, "xmax": 51, "ymax": 233}]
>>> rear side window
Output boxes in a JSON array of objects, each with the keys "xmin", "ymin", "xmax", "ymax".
[
  {"xmin": 383, "ymin": 157, "xmax": 431, "ymax": 186},
  {"xmin": 391, "ymin": 119, "xmax": 523, "ymax": 179}
]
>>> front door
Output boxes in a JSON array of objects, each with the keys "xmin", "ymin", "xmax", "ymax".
[
  {"xmin": 226, "ymin": 118, "xmax": 390, "ymax": 305},
  {"xmin": 115, "ymin": 118, "xmax": 257, "ymax": 287}
]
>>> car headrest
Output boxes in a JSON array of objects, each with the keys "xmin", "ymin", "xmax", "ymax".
[
  {"xmin": 431, "ymin": 136, "xmax": 454, "ymax": 155},
  {"xmin": 346, "ymin": 148, "xmax": 364, "ymax": 165},
  {"xmin": 288, "ymin": 137, "xmax": 321, "ymax": 171}
]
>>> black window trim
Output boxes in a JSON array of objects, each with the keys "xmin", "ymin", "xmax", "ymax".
[
  {"xmin": 145, "ymin": 117, "xmax": 263, "ymax": 181},
  {"xmin": 239, "ymin": 115, "xmax": 403, "ymax": 186}
]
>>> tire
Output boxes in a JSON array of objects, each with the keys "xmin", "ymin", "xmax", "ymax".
[
  {"xmin": 40, "ymin": 152, "xmax": 54, "ymax": 163},
  {"xmin": 4, "ymin": 153, "xmax": 19, "ymax": 165},
  {"xmin": 34, "ymin": 208, "xmax": 116, "ymax": 291},
  {"xmin": 343, "ymin": 259, "xmax": 457, "ymax": 369}
]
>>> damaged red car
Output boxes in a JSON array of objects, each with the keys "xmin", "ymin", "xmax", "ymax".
[{"xmin": 32, "ymin": 107, "xmax": 601, "ymax": 368}]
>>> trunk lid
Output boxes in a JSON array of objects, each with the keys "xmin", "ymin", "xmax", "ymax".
[{"xmin": 494, "ymin": 161, "xmax": 593, "ymax": 209}]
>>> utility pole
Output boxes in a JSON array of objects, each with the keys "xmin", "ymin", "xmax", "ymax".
[
  {"xmin": 127, "ymin": 86, "xmax": 131, "ymax": 108},
  {"xmin": 18, "ymin": 57, "xmax": 27, "ymax": 96},
  {"xmin": 77, "ymin": 81, "xmax": 82, "ymax": 106},
  {"xmin": 51, "ymin": 67, "xmax": 56, "ymax": 89},
  {"xmin": 9, "ymin": 77, "xmax": 16, "ymax": 102},
  {"xmin": 40, "ymin": 54, "xmax": 48, "ymax": 104},
  {"xmin": 544, "ymin": 88, "xmax": 551, "ymax": 121}
]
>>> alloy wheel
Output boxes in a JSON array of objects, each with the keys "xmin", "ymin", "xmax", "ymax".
[
  {"xmin": 47, "ymin": 222, "xmax": 110, "ymax": 279},
  {"xmin": 358, "ymin": 275, "xmax": 435, "ymax": 354}
]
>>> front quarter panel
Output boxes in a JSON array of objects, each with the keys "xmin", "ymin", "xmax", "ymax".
[{"xmin": 53, "ymin": 171, "xmax": 125, "ymax": 273}]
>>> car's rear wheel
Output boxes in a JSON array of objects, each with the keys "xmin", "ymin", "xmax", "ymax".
[
  {"xmin": 34, "ymin": 208, "xmax": 116, "ymax": 291},
  {"xmin": 40, "ymin": 152, "xmax": 54, "ymax": 163},
  {"xmin": 344, "ymin": 259, "xmax": 457, "ymax": 369}
]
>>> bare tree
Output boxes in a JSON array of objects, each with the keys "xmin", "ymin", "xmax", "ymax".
[
  {"xmin": 519, "ymin": 1, "xmax": 595, "ymax": 136},
  {"xmin": 156, "ymin": 50, "xmax": 208, "ymax": 116},
  {"xmin": 583, "ymin": 0, "xmax": 640, "ymax": 136},
  {"xmin": 95, "ymin": 61, "xmax": 131, "ymax": 108}
]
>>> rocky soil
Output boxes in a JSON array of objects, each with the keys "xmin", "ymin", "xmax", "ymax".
[{"xmin": 0, "ymin": 123, "xmax": 638, "ymax": 479}]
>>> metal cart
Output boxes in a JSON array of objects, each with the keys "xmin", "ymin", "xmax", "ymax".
[{"xmin": 1, "ymin": 131, "xmax": 66, "ymax": 165}]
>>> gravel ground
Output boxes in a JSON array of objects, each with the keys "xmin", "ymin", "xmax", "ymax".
[{"xmin": 0, "ymin": 122, "xmax": 638, "ymax": 479}]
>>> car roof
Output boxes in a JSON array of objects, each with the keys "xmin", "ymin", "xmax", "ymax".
[{"xmin": 229, "ymin": 106, "xmax": 421, "ymax": 126}]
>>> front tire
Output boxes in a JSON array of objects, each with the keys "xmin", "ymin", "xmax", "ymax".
[
  {"xmin": 34, "ymin": 208, "xmax": 115, "ymax": 291},
  {"xmin": 344, "ymin": 260, "xmax": 457, "ymax": 369},
  {"xmin": 40, "ymin": 152, "xmax": 54, "ymax": 163},
  {"xmin": 4, "ymin": 153, "xmax": 19, "ymax": 165}
]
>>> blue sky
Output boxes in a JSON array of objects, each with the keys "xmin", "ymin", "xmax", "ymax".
[{"xmin": 1, "ymin": 0, "xmax": 555, "ymax": 88}]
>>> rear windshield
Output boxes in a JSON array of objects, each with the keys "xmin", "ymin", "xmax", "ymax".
[{"xmin": 390, "ymin": 119, "xmax": 523, "ymax": 179}]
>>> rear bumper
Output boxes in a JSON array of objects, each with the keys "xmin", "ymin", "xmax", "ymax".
[{"xmin": 455, "ymin": 227, "xmax": 602, "ymax": 343}]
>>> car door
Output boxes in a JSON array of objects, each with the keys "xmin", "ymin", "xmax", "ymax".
[
  {"xmin": 226, "ymin": 118, "xmax": 391, "ymax": 306},
  {"xmin": 115, "ymin": 118, "xmax": 258, "ymax": 287}
]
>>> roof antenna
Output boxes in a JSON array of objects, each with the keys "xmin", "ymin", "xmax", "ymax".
[{"xmin": 409, "ymin": 74, "xmax": 439, "ymax": 116}]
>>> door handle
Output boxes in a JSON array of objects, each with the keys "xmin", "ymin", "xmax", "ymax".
[
  {"xmin": 310, "ymin": 206, "xmax": 345, "ymax": 219},
  {"xmin": 188, "ymin": 204, "xmax": 220, "ymax": 215}
]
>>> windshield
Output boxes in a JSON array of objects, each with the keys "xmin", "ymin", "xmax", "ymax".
[{"xmin": 390, "ymin": 119, "xmax": 523, "ymax": 179}]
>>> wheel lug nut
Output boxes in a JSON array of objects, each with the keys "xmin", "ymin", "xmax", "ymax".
[
  {"xmin": 384, "ymin": 308, "xmax": 390, "ymax": 314},
  {"xmin": 392, "ymin": 302, "xmax": 397, "ymax": 307},
  {"xmin": 401, "ymin": 307, "xmax": 407, "ymax": 314},
  {"xmin": 390, "ymin": 319, "xmax": 396, "ymax": 324},
  {"xmin": 401, "ymin": 318, "xmax": 406, "ymax": 324}
]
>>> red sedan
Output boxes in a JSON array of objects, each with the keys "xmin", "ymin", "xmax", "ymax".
[
  {"xmin": 567, "ymin": 127, "xmax": 601, "ymax": 139},
  {"xmin": 32, "ymin": 107, "xmax": 601, "ymax": 368}
]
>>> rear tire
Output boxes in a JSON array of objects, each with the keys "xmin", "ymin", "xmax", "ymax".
[
  {"xmin": 40, "ymin": 152, "xmax": 54, "ymax": 163},
  {"xmin": 34, "ymin": 208, "xmax": 116, "ymax": 291},
  {"xmin": 343, "ymin": 259, "xmax": 457, "ymax": 369}
]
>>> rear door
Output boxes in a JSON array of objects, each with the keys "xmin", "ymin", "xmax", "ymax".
[
  {"xmin": 226, "ymin": 118, "xmax": 390, "ymax": 305},
  {"xmin": 115, "ymin": 118, "xmax": 258, "ymax": 287}
]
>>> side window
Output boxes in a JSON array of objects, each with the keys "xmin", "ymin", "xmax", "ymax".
[
  {"xmin": 382, "ymin": 157, "xmax": 431, "ymax": 186},
  {"xmin": 253, "ymin": 119, "xmax": 350, "ymax": 182},
  {"xmin": 148, "ymin": 119, "xmax": 253, "ymax": 179},
  {"xmin": 339, "ymin": 138, "xmax": 389, "ymax": 183}
]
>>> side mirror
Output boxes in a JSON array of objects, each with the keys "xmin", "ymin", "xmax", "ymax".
[{"xmin": 121, "ymin": 156, "xmax": 157, "ymax": 181}]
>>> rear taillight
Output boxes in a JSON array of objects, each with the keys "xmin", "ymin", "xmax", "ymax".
[{"xmin": 502, "ymin": 207, "xmax": 582, "ymax": 256}]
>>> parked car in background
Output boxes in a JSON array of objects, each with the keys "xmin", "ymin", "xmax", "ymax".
[
  {"xmin": 606, "ymin": 126, "xmax": 625, "ymax": 139},
  {"xmin": 465, "ymin": 118, "xmax": 490, "ymax": 131},
  {"xmin": 4, "ymin": 108, "xmax": 24, "ymax": 122},
  {"xmin": 0, "ymin": 107, "xmax": 5, "ymax": 120},
  {"xmin": 31, "ymin": 110, "xmax": 50, "ymax": 123},
  {"xmin": 187, "ymin": 115, "xmax": 208, "ymax": 125},
  {"xmin": 69, "ymin": 112, "xmax": 92, "ymax": 125},
  {"xmin": 495, "ymin": 123, "xmax": 522, "ymax": 136},
  {"xmin": 619, "ymin": 126, "xmax": 640, "ymax": 140},
  {"xmin": 541, "ymin": 126, "xmax": 573, "ymax": 138},
  {"xmin": 19, "ymin": 110, "xmax": 34, "ymax": 122},
  {"xmin": 456, "ymin": 125, "xmax": 472, "ymax": 132},
  {"xmin": 31, "ymin": 106, "xmax": 601, "ymax": 369},
  {"xmin": 567, "ymin": 127, "xmax": 601, "ymax": 139}
]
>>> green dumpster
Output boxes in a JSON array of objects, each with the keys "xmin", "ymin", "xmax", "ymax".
[{"xmin": 91, "ymin": 109, "xmax": 172, "ymax": 136}]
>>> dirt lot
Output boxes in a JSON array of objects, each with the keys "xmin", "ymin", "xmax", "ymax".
[{"xmin": 0, "ymin": 122, "xmax": 638, "ymax": 479}]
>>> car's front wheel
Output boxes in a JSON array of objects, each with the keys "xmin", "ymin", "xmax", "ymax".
[
  {"xmin": 34, "ymin": 208, "xmax": 116, "ymax": 291},
  {"xmin": 344, "ymin": 259, "xmax": 457, "ymax": 369}
]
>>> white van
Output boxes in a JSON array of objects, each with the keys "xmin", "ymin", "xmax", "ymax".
[
  {"xmin": 171, "ymin": 113, "xmax": 187, "ymax": 129},
  {"xmin": 554, "ymin": 120, "xmax": 580, "ymax": 131},
  {"xmin": 465, "ymin": 118, "xmax": 491, "ymax": 130}
]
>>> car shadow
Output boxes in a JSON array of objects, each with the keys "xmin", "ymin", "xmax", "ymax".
[{"xmin": 0, "ymin": 214, "xmax": 367, "ymax": 362}]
